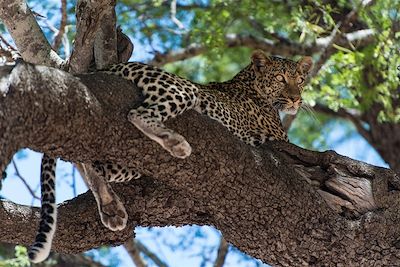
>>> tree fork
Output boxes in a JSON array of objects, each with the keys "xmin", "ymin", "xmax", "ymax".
[{"xmin": 1, "ymin": 63, "xmax": 400, "ymax": 266}]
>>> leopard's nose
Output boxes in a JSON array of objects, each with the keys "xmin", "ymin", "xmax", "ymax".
[{"xmin": 290, "ymin": 96, "xmax": 301, "ymax": 103}]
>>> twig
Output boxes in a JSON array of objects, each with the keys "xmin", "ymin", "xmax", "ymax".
[
  {"xmin": 11, "ymin": 159, "xmax": 40, "ymax": 200},
  {"xmin": 311, "ymin": 0, "xmax": 376, "ymax": 77},
  {"xmin": 161, "ymin": 0, "xmax": 208, "ymax": 10},
  {"xmin": 213, "ymin": 237, "xmax": 229, "ymax": 267},
  {"xmin": 0, "ymin": 35, "xmax": 18, "ymax": 63},
  {"xmin": 313, "ymin": 104, "xmax": 373, "ymax": 144},
  {"xmin": 0, "ymin": 35, "xmax": 17, "ymax": 51},
  {"xmin": 170, "ymin": 0, "xmax": 185, "ymax": 30},
  {"xmin": 248, "ymin": 17, "xmax": 293, "ymax": 45},
  {"xmin": 124, "ymin": 238, "xmax": 147, "ymax": 267},
  {"xmin": 136, "ymin": 240, "xmax": 169, "ymax": 267},
  {"xmin": 72, "ymin": 165, "xmax": 77, "ymax": 197},
  {"xmin": 53, "ymin": 0, "xmax": 68, "ymax": 51},
  {"xmin": 0, "ymin": 46, "xmax": 14, "ymax": 63}
]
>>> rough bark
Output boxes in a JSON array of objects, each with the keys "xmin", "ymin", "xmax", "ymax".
[
  {"xmin": 314, "ymin": 103, "xmax": 400, "ymax": 176},
  {"xmin": 362, "ymin": 103, "xmax": 400, "ymax": 175},
  {"xmin": 1, "ymin": 63, "xmax": 400, "ymax": 266},
  {"xmin": 0, "ymin": 0, "xmax": 64, "ymax": 67},
  {"xmin": 93, "ymin": 0, "xmax": 118, "ymax": 69},
  {"xmin": 69, "ymin": 0, "xmax": 116, "ymax": 73},
  {"xmin": 116, "ymin": 27, "xmax": 134, "ymax": 63}
]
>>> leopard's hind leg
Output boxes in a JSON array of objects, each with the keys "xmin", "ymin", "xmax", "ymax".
[
  {"xmin": 79, "ymin": 163, "xmax": 128, "ymax": 231},
  {"xmin": 79, "ymin": 162, "xmax": 142, "ymax": 231}
]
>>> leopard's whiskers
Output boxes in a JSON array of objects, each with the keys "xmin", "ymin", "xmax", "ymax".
[{"xmin": 300, "ymin": 103, "xmax": 320, "ymax": 125}]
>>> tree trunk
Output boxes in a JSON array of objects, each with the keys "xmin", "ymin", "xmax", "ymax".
[
  {"xmin": 1, "ymin": 63, "xmax": 400, "ymax": 266},
  {"xmin": 362, "ymin": 103, "xmax": 400, "ymax": 175}
]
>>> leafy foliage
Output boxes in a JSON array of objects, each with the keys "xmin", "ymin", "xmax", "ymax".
[{"xmin": 0, "ymin": 246, "xmax": 30, "ymax": 267}]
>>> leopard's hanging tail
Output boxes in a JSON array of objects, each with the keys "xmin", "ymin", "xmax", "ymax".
[{"xmin": 28, "ymin": 154, "xmax": 57, "ymax": 263}]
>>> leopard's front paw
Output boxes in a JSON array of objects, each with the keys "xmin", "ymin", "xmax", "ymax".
[
  {"xmin": 99, "ymin": 198, "xmax": 128, "ymax": 231},
  {"xmin": 161, "ymin": 132, "xmax": 192, "ymax": 159}
]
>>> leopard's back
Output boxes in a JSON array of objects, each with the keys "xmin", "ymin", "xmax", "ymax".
[
  {"xmin": 101, "ymin": 51, "xmax": 312, "ymax": 146},
  {"xmin": 102, "ymin": 62, "xmax": 199, "ymax": 121}
]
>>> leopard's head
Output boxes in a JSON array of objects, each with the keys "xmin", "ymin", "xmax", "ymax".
[{"xmin": 251, "ymin": 50, "xmax": 313, "ymax": 114}]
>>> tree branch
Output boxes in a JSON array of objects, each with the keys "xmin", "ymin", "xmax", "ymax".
[
  {"xmin": 68, "ymin": 0, "xmax": 115, "ymax": 73},
  {"xmin": 150, "ymin": 30, "xmax": 375, "ymax": 66},
  {"xmin": 170, "ymin": 0, "xmax": 185, "ymax": 30},
  {"xmin": 124, "ymin": 238, "xmax": 147, "ymax": 267},
  {"xmin": 311, "ymin": 1, "xmax": 375, "ymax": 76},
  {"xmin": 11, "ymin": 159, "xmax": 40, "ymax": 200},
  {"xmin": 135, "ymin": 240, "xmax": 169, "ymax": 267},
  {"xmin": 313, "ymin": 104, "xmax": 373, "ymax": 144},
  {"xmin": 0, "ymin": 35, "xmax": 18, "ymax": 63},
  {"xmin": 0, "ymin": 0, "xmax": 64, "ymax": 67},
  {"xmin": 213, "ymin": 237, "xmax": 228, "ymax": 267},
  {"xmin": 1, "ymin": 63, "xmax": 400, "ymax": 266},
  {"xmin": 93, "ymin": 0, "xmax": 118, "ymax": 69},
  {"xmin": 361, "ymin": 103, "xmax": 400, "ymax": 175},
  {"xmin": 52, "ymin": 0, "xmax": 68, "ymax": 51}
]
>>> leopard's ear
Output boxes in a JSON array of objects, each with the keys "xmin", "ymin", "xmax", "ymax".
[
  {"xmin": 297, "ymin": 56, "xmax": 313, "ymax": 75},
  {"xmin": 251, "ymin": 50, "xmax": 271, "ymax": 73}
]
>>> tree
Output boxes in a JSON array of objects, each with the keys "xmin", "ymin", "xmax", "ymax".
[{"xmin": 0, "ymin": 0, "xmax": 399, "ymax": 266}]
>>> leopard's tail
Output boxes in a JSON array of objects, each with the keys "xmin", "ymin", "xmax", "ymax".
[{"xmin": 28, "ymin": 154, "xmax": 57, "ymax": 263}]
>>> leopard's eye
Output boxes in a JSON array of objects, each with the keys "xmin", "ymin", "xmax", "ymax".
[
  {"xmin": 276, "ymin": 75, "xmax": 285, "ymax": 82},
  {"xmin": 296, "ymin": 77, "xmax": 305, "ymax": 84}
]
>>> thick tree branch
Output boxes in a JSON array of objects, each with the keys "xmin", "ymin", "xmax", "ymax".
[
  {"xmin": 0, "ymin": 0, "xmax": 64, "ymax": 67},
  {"xmin": 1, "ymin": 63, "xmax": 400, "ymax": 266},
  {"xmin": 313, "ymin": 103, "xmax": 400, "ymax": 175},
  {"xmin": 93, "ymin": 0, "xmax": 118, "ymax": 69},
  {"xmin": 68, "ymin": 0, "xmax": 115, "ymax": 73},
  {"xmin": 361, "ymin": 103, "xmax": 400, "ymax": 175}
]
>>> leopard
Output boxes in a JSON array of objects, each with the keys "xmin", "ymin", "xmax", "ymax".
[{"xmin": 27, "ymin": 50, "xmax": 312, "ymax": 263}]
